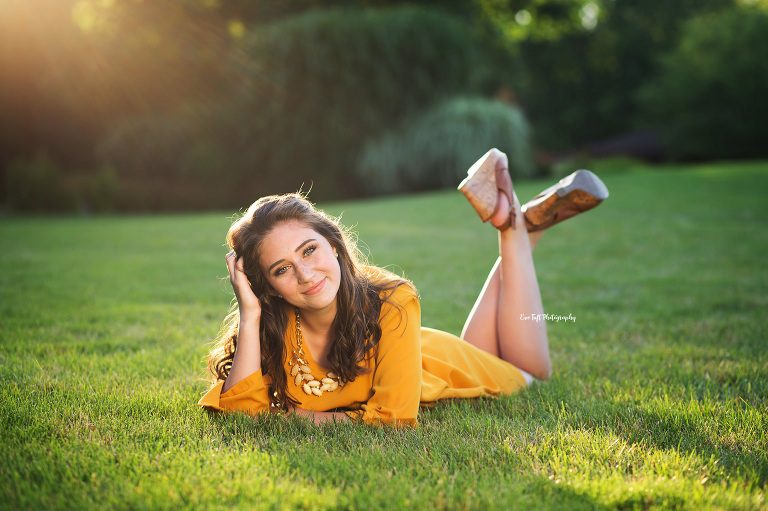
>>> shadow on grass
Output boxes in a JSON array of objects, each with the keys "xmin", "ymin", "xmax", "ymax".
[
  {"xmin": 604, "ymin": 399, "xmax": 768, "ymax": 485},
  {"xmin": 509, "ymin": 381, "xmax": 768, "ymax": 488}
]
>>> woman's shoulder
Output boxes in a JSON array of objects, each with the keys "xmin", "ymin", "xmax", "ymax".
[
  {"xmin": 362, "ymin": 266, "xmax": 418, "ymax": 304},
  {"xmin": 361, "ymin": 264, "xmax": 411, "ymax": 285}
]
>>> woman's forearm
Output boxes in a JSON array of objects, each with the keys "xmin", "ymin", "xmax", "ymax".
[
  {"xmin": 222, "ymin": 315, "xmax": 261, "ymax": 393},
  {"xmin": 289, "ymin": 407, "xmax": 351, "ymax": 425}
]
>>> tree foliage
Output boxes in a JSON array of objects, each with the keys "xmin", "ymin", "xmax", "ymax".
[
  {"xmin": 638, "ymin": 7, "xmax": 768, "ymax": 160},
  {"xmin": 1, "ymin": 0, "xmax": 766, "ymax": 211},
  {"xmin": 224, "ymin": 7, "xmax": 490, "ymax": 199},
  {"xmin": 512, "ymin": 0, "xmax": 735, "ymax": 151}
]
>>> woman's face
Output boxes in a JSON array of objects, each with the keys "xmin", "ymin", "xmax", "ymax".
[{"xmin": 258, "ymin": 220, "xmax": 341, "ymax": 315}]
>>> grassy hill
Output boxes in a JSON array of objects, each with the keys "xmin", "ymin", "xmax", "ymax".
[{"xmin": 1, "ymin": 161, "xmax": 766, "ymax": 509}]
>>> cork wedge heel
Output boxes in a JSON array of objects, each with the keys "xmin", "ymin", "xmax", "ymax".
[
  {"xmin": 522, "ymin": 169, "xmax": 609, "ymax": 232},
  {"xmin": 458, "ymin": 148, "xmax": 516, "ymax": 231}
]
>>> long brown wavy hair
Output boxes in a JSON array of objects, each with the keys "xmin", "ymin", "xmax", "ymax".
[{"xmin": 206, "ymin": 193, "xmax": 410, "ymax": 408}]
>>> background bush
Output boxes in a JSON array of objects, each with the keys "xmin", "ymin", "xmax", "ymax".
[
  {"xmin": 3, "ymin": 0, "xmax": 767, "ymax": 213},
  {"xmin": 96, "ymin": 106, "xmax": 247, "ymax": 211},
  {"xmin": 97, "ymin": 113, "xmax": 198, "ymax": 180},
  {"xmin": 3, "ymin": 153, "xmax": 73, "ymax": 212},
  {"xmin": 3, "ymin": 155, "xmax": 121, "ymax": 213},
  {"xmin": 70, "ymin": 166, "xmax": 120, "ymax": 213},
  {"xmin": 637, "ymin": 7, "xmax": 768, "ymax": 160},
  {"xmin": 513, "ymin": 0, "xmax": 733, "ymax": 152},
  {"xmin": 356, "ymin": 97, "xmax": 535, "ymax": 195},
  {"xmin": 228, "ymin": 6, "xmax": 491, "ymax": 199}
]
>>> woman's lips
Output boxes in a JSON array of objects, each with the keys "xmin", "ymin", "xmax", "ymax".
[{"xmin": 303, "ymin": 277, "xmax": 326, "ymax": 295}]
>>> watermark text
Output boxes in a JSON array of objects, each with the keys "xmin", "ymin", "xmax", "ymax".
[{"xmin": 520, "ymin": 313, "xmax": 576, "ymax": 323}]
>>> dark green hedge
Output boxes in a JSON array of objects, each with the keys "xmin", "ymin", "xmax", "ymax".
[
  {"xmin": 514, "ymin": 0, "xmax": 734, "ymax": 153},
  {"xmin": 637, "ymin": 6, "xmax": 768, "ymax": 160},
  {"xmin": 228, "ymin": 6, "xmax": 490, "ymax": 199},
  {"xmin": 3, "ymin": 154, "xmax": 119, "ymax": 213}
]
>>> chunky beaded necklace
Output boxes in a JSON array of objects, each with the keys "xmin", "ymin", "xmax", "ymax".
[{"xmin": 289, "ymin": 308, "xmax": 343, "ymax": 397}]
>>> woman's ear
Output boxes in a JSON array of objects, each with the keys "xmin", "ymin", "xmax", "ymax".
[{"xmin": 266, "ymin": 286, "xmax": 284, "ymax": 299}]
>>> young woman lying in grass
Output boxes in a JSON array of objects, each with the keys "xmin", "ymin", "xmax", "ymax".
[{"xmin": 199, "ymin": 149, "xmax": 609, "ymax": 426}]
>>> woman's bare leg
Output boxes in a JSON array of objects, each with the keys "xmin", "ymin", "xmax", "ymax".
[
  {"xmin": 460, "ymin": 192, "xmax": 551, "ymax": 380},
  {"xmin": 460, "ymin": 257, "xmax": 503, "ymax": 357},
  {"xmin": 460, "ymin": 229, "xmax": 541, "ymax": 355}
]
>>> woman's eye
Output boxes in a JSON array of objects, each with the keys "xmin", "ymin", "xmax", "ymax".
[
  {"xmin": 275, "ymin": 266, "xmax": 289, "ymax": 276},
  {"xmin": 304, "ymin": 245, "xmax": 316, "ymax": 256}
]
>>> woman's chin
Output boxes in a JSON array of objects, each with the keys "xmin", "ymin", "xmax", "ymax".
[{"xmin": 302, "ymin": 285, "xmax": 339, "ymax": 312}]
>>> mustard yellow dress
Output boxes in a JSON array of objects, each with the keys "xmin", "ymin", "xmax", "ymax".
[{"xmin": 198, "ymin": 281, "xmax": 528, "ymax": 426}]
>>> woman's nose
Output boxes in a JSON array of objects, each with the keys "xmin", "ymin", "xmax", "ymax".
[{"xmin": 295, "ymin": 262, "xmax": 314, "ymax": 283}]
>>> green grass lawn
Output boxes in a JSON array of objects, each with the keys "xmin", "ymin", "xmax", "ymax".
[{"xmin": 1, "ymin": 160, "xmax": 767, "ymax": 510}]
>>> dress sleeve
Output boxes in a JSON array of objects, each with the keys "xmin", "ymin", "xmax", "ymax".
[
  {"xmin": 359, "ymin": 284, "xmax": 422, "ymax": 427},
  {"xmin": 197, "ymin": 370, "xmax": 271, "ymax": 415}
]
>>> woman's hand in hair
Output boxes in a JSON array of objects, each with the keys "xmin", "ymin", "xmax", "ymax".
[
  {"xmin": 221, "ymin": 251, "xmax": 262, "ymax": 393},
  {"xmin": 226, "ymin": 251, "xmax": 261, "ymax": 322}
]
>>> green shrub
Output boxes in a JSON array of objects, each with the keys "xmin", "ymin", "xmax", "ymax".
[
  {"xmin": 95, "ymin": 106, "xmax": 245, "ymax": 210},
  {"xmin": 71, "ymin": 166, "xmax": 120, "ymax": 213},
  {"xmin": 97, "ymin": 112, "xmax": 201, "ymax": 179},
  {"xmin": 3, "ymin": 153, "xmax": 74, "ymax": 212},
  {"xmin": 355, "ymin": 97, "xmax": 535, "ymax": 195},
  {"xmin": 179, "ymin": 141, "xmax": 236, "ymax": 182},
  {"xmin": 515, "ymin": 0, "xmax": 733, "ymax": 152},
  {"xmin": 232, "ymin": 7, "xmax": 490, "ymax": 199},
  {"xmin": 637, "ymin": 6, "xmax": 768, "ymax": 160}
]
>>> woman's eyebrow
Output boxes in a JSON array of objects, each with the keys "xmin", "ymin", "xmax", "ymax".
[
  {"xmin": 295, "ymin": 239, "xmax": 316, "ymax": 253},
  {"xmin": 267, "ymin": 238, "xmax": 317, "ymax": 273}
]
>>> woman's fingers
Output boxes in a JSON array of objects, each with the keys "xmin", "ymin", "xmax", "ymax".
[
  {"xmin": 225, "ymin": 252, "xmax": 238, "ymax": 284},
  {"xmin": 226, "ymin": 254, "xmax": 248, "ymax": 288},
  {"xmin": 225, "ymin": 251, "xmax": 261, "ymax": 315},
  {"xmin": 234, "ymin": 256, "xmax": 245, "ymax": 274},
  {"xmin": 225, "ymin": 251, "xmax": 242, "ymax": 287},
  {"xmin": 227, "ymin": 253, "xmax": 248, "ymax": 284}
]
